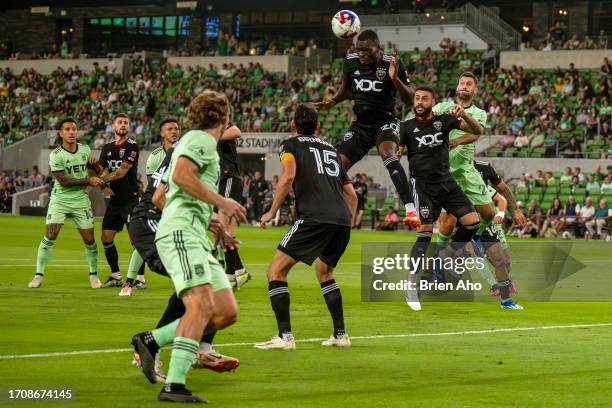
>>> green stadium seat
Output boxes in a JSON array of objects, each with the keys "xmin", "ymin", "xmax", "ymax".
[
  {"xmin": 587, "ymin": 187, "xmax": 601, "ymax": 197},
  {"xmin": 558, "ymin": 194, "xmax": 570, "ymax": 203},
  {"xmin": 573, "ymin": 188, "xmax": 586, "ymax": 196},
  {"xmin": 531, "ymin": 187, "xmax": 544, "ymax": 194},
  {"xmin": 560, "ymin": 187, "xmax": 572, "ymax": 195},
  {"xmin": 546, "ymin": 186, "xmax": 559, "ymax": 194}
]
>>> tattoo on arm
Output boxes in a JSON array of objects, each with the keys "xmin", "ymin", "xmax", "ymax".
[
  {"xmin": 102, "ymin": 162, "xmax": 132, "ymax": 183},
  {"xmin": 53, "ymin": 171, "xmax": 90, "ymax": 187}
]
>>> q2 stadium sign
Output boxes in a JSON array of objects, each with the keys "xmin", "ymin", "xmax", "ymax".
[{"xmin": 236, "ymin": 133, "xmax": 288, "ymax": 154}]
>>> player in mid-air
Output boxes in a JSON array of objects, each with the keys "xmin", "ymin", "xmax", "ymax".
[
  {"xmin": 120, "ymin": 118, "xmax": 180, "ymax": 295},
  {"xmin": 28, "ymin": 118, "xmax": 105, "ymax": 288},
  {"xmin": 314, "ymin": 29, "xmax": 420, "ymax": 227},
  {"xmin": 217, "ymin": 122, "xmax": 251, "ymax": 288},
  {"xmin": 131, "ymin": 91, "xmax": 247, "ymax": 403},
  {"xmin": 90, "ymin": 114, "xmax": 140, "ymax": 288},
  {"xmin": 255, "ymin": 103, "xmax": 356, "ymax": 350},
  {"xmin": 432, "ymin": 72, "xmax": 498, "ymax": 252},
  {"xmin": 398, "ymin": 86, "xmax": 483, "ymax": 311}
]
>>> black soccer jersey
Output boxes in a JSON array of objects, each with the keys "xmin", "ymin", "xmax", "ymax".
[
  {"xmin": 342, "ymin": 53, "xmax": 408, "ymax": 125},
  {"xmin": 131, "ymin": 147, "xmax": 174, "ymax": 221},
  {"xmin": 279, "ymin": 135, "xmax": 352, "ymax": 226},
  {"xmin": 474, "ymin": 160, "xmax": 502, "ymax": 187},
  {"xmin": 399, "ymin": 113, "xmax": 461, "ymax": 182},
  {"xmin": 218, "ymin": 123, "xmax": 240, "ymax": 179},
  {"xmin": 99, "ymin": 139, "xmax": 140, "ymax": 203}
]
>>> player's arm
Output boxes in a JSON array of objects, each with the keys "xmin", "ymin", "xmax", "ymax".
[
  {"xmin": 342, "ymin": 181, "xmax": 358, "ymax": 218},
  {"xmin": 220, "ymin": 124, "xmax": 241, "ymax": 141},
  {"xmin": 172, "ymin": 156, "xmax": 247, "ymax": 222},
  {"xmin": 449, "ymin": 133, "xmax": 479, "ymax": 149},
  {"xmin": 152, "ymin": 181, "xmax": 167, "ymax": 210},
  {"xmin": 389, "ymin": 57, "xmax": 414, "ymax": 107},
  {"xmin": 451, "ymin": 105, "xmax": 484, "ymax": 135},
  {"xmin": 261, "ymin": 154, "xmax": 296, "ymax": 226},
  {"xmin": 53, "ymin": 170, "xmax": 104, "ymax": 187},
  {"xmin": 493, "ymin": 180, "xmax": 527, "ymax": 227},
  {"xmin": 313, "ymin": 80, "xmax": 350, "ymax": 110},
  {"xmin": 492, "ymin": 193, "xmax": 507, "ymax": 224},
  {"xmin": 101, "ymin": 161, "xmax": 133, "ymax": 183}
]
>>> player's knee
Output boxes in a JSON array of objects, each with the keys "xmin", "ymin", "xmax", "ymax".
[{"xmin": 84, "ymin": 238, "xmax": 95, "ymax": 246}]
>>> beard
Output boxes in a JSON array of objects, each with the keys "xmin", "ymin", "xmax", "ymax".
[
  {"xmin": 456, "ymin": 90, "xmax": 473, "ymax": 101},
  {"xmin": 414, "ymin": 106, "xmax": 432, "ymax": 118},
  {"xmin": 115, "ymin": 128, "xmax": 128, "ymax": 137}
]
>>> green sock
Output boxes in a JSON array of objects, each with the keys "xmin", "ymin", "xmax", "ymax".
[
  {"xmin": 127, "ymin": 250, "xmax": 144, "ymax": 281},
  {"xmin": 475, "ymin": 258, "xmax": 497, "ymax": 286},
  {"xmin": 166, "ymin": 337, "xmax": 199, "ymax": 385},
  {"xmin": 476, "ymin": 219, "xmax": 492, "ymax": 237},
  {"xmin": 36, "ymin": 237, "xmax": 56, "ymax": 275},
  {"xmin": 85, "ymin": 242, "xmax": 98, "ymax": 274},
  {"xmin": 217, "ymin": 243, "xmax": 225, "ymax": 265},
  {"xmin": 152, "ymin": 318, "xmax": 180, "ymax": 347},
  {"xmin": 436, "ymin": 232, "xmax": 451, "ymax": 249}
]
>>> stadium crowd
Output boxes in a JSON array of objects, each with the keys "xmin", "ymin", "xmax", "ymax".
[{"xmin": 0, "ymin": 165, "xmax": 47, "ymax": 213}]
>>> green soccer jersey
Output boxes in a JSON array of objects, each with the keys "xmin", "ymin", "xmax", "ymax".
[
  {"xmin": 432, "ymin": 100, "xmax": 487, "ymax": 171},
  {"xmin": 49, "ymin": 143, "xmax": 92, "ymax": 204},
  {"xmin": 156, "ymin": 130, "xmax": 220, "ymax": 250},
  {"xmin": 146, "ymin": 145, "xmax": 166, "ymax": 176}
]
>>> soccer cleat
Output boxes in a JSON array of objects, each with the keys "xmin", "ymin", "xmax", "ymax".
[
  {"xmin": 254, "ymin": 335, "xmax": 296, "ymax": 350},
  {"xmin": 28, "ymin": 274, "xmax": 43, "ymax": 288},
  {"xmin": 89, "ymin": 274, "xmax": 102, "ymax": 289},
  {"xmin": 101, "ymin": 276, "xmax": 123, "ymax": 288},
  {"xmin": 130, "ymin": 340, "xmax": 166, "ymax": 382},
  {"xmin": 192, "ymin": 350, "xmax": 240, "ymax": 372},
  {"xmin": 500, "ymin": 300, "xmax": 524, "ymax": 310},
  {"xmin": 321, "ymin": 334, "xmax": 351, "ymax": 347},
  {"xmin": 132, "ymin": 333, "xmax": 159, "ymax": 383},
  {"xmin": 402, "ymin": 210, "xmax": 421, "ymax": 228},
  {"xmin": 133, "ymin": 280, "xmax": 147, "ymax": 290},
  {"xmin": 158, "ymin": 384, "xmax": 208, "ymax": 404},
  {"xmin": 405, "ymin": 288, "xmax": 422, "ymax": 311},
  {"xmin": 119, "ymin": 283, "xmax": 133, "ymax": 297},
  {"xmin": 233, "ymin": 270, "xmax": 251, "ymax": 290}
]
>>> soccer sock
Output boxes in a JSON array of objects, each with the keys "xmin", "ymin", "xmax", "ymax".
[
  {"xmin": 166, "ymin": 337, "xmax": 199, "ymax": 386},
  {"xmin": 225, "ymin": 248, "xmax": 237, "ymax": 276},
  {"xmin": 411, "ymin": 232, "xmax": 432, "ymax": 278},
  {"xmin": 268, "ymin": 281, "xmax": 292, "ymax": 339},
  {"xmin": 152, "ymin": 318, "xmax": 180, "ymax": 348},
  {"xmin": 103, "ymin": 241, "xmax": 120, "ymax": 275},
  {"xmin": 36, "ymin": 236, "xmax": 56, "ymax": 275},
  {"xmin": 450, "ymin": 222, "xmax": 480, "ymax": 251},
  {"xmin": 200, "ymin": 331, "xmax": 216, "ymax": 353},
  {"xmin": 475, "ymin": 258, "xmax": 497, "ymax": 286},
  {"xmin": 320, "ymin": 279, "xmax": 345, "ymax": 338},
  {"xmin": 126, "ymin": 250, "xmax": 144, "ymax": 283},
  {"xmin": 235, "ymin": 248, "xmax": 245, "ymax": 270},
  {"xmin": 84, "ymin": 242, "xmax": 98, "ymax": 274},
  {"xmin": 383, "ymin": 156, "xmax": 414, "ymax": 209},
  {"xmin": 476, "ymin": 219, "xmax": 492, "ymax": 237},
  {"xmin": 436, "ymin": 231, "xmax": 451, "ymax": 249},
  {"xmin": 157, "ymin": 293, "xmax": 186, "ymax": 328},
  {"xmin": 498, "ymin": 278, "xmax": 512, "ymax": 302}
]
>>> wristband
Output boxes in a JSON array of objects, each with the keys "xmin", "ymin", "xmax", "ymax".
[{"xmin": 495, "ymin": 211, "xmax": 505, "ymax": 219}]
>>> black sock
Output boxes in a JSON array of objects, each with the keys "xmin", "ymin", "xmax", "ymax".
[
  {"xmin": 103, "ymin": 241, "xmax": 120, "ymax": 273},
  {"xmin": 234, "ymin": 246, "xmax": 244, "ymax": 270},
  {"xmin": 383, "ymin": 156, "xmax": 413, "ymax": 207},
  {"xmin": 225, "ymin": 248, "xmax": 237, "ymax": 275},
  {"xmin": 126, "ymin": 278, "xmax": 135, "ymax": 284},
  {"xmin": 142, "ymin": 331, "xmax": 160, "ymax": 355},
  {"xmin": 450, "ymin": 221, "xmax": 480, "ymax": 251},
  {"xmin": 498, "ymin": 279, "xmax": 511, "ymax": 302},
  {"xmin": 268, "ymin": 280, "xmax": 291, "ymax": 338},
  {"xmin": 156, "ymin": 293, "xmax": 185, "ymax": 328},
  {"xmin": 137, "ymin": 262, "xmax": 145, "ymax": 277},
  {"xmin": 201, "ymin": 331, "xmax": 216, "ymax": 344},
  {"xmin": 320, "ymin": 279, "xmax": 345, "ymax": 337},
  {"xmin": 411, "ymin": 232, "xmax": 432, "ymax": 277}
]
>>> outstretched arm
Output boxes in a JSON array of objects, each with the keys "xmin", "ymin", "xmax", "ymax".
[
  {"xmin": 389, "ymin": 57, "xmax": 414, "ymax": 107},
  {"xmin": 53, "ymin": 171, "xmax": 104, "ymax": 187},
  {"xmin": 313, "ymin": 79, "xmax": 350, "ymax": 110}
]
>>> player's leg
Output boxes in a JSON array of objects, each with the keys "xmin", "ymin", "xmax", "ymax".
[
  {"xmin": 219, "ymin": 177, "xmax": 250, "ymax": 288},
  {"xmin": 436, "ymin": 210, "xmax": 456, "ymax": 249},
  {"xmin": 100, "ymin": 205, "xmax": 122, "ymax": 286},
  {"xmin": 439, "ymin": 183, "xmax": 481, "ymax": 261},
  {"xmin": 30, "ymin": 214, "xmax": 63, "ymax": 288},
  {"xmin": 317, "ymin": 225, "xmax": 351, "ymax": 346},
  {"xmin": 77, "ymin": 227, "xmax": 101, "ymax": 288},
  {"xmin": 482, "ymin": 235, "xmax": 522, "ymax": 310},
  {"xmin": 336, "ymin": 123, "xmax": 370, "ymax": 171}
]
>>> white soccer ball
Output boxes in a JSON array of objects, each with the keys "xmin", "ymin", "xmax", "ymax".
[
  {"xmin": 561, "ymin": 231, "xmax": 572, "ymax": 240},
  {"xmin": 331, "ymin": 10, "xmax": 361, "ymax": 40}
]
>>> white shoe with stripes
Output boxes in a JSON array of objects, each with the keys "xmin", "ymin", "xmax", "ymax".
[
  {"xmin": 254, "ymin": 335, "xmax": 296, "ymax": 350},
  {"xmin": 321, "ymin": 334, "xmax": 351, "ymax": 347}
]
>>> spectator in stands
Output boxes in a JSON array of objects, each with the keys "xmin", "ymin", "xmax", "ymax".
[
  {"xmin": 92, "ymin": 133, "xmax": 106, "ymax": 150},
  {"xmin": 513, "ymin": 131, "xmax": 530, "ymax": 148},
  {"xmin": 0, "ymin": 181, "xmax": 15, "ymax": 213},
  {"xmin": 352, "ymin": 174, "xmax": 368, "ymax": 229},
  {"xmin": 376, "ymin": 207, "xmax": 399, "ymax": 231},
  {"xmin": 29, "ymin": 166, "xmax": 43, "ymax": 187},
  {"xmin": 540, "ymin": 198, "xmax": 564, "ymax": 237},
  {"xmin": 508, "ymin": 201, "xmax": 527, "ymax": 237},
  {"xmin": 525, "ymin": 199, "xmax": 543, "ymax": 237},
  {"xmin": 598, "ymin": 30, "xmax": 608, "ymax": 49},
  {"xmin": 544, "ymin": 171, "xmax": 556, "ymax": 187},
  {"xmin": 560, "ymin": 167, "xmax": 573, "ymax": 185},
  {"xmin": 516, "ymin": 174, "xmax": 528, "ymax": 190},
  {"xmin": 574, "ymin": 167, "xmax": 585, "ymax": 183},
  {"xmin": 534, "ymin": 170, "xmax": 546, "ymax": 186},
  {"xmin": 563, "ymin": 136, "xmax": 582, "ymax": 158},
  {"xmin": 601, "ymin": 175, "xmax": 612, "ymax": 193},
  {"xmin": 14, "ymin": 175, "xmax": 25, "ymax": 192},
  {"xmin": 558, "ymin": 195, "xmax": 581, "ymax": 237},
  {"xmin": 249, "ymin": 170, "xmax": 268, "ymax": 224},
  {"xmin": 586, "ymin": 174, "xmax": 600, "ymax": 191},
  {"xmin": 578, "ymin": 197, "xmax": 596, "ymax": 238},
  {"xmin": 587, "ymin": 198, "xmax": 610, "ymax": 239}
]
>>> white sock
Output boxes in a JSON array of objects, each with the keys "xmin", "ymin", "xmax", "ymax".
[
  {"xmin": 112, "ymin": 272, "xmax": 122, "ymax": 280},
  {"xmin": 136, "ymin": 275, "xmax": 146, "ymax": 283},
  {"xmin": 199, "ymin": 342, "xmax": 213, "ymax": 353},
  {"xmin": 405, "ymin": 203, "xmax": 415, "ymax": 212}
]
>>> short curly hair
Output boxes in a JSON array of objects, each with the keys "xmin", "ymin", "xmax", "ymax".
[{"xmin": 184, "ymin": 90, "xmax": 228, "ymax": 130}]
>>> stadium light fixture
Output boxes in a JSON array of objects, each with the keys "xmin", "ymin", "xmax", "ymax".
[{"xmin": 522, "ymin": 25, "xmax": 530, "ymax": 32}]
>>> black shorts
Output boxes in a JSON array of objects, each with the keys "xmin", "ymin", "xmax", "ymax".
[
  {"xmin": 102, "ymin": 199, "xmax": 138, "ymax": 232},
  {"xmin": 337, "ymin": 119, "xmax": 400, "ymax": 165},
  {"xmin": 127, "ymin": 217, "xmax": 168, "ymax": 276},
  {"xmin": 480, "ymin": 223, "xmax": 501, "ymax": 247},
  {"xmin": 411, "ymin": 178, "xmax": 474, "ymax": 225},
  {"xmin": 219, "ymin": 176, "xmax": 242, "ymax": 201},
  {"xmin": 277, "ymin": 220, "xmax": 351, "ymax": 267},
  {"xmin": 356, "ymin": 199, "xmax": 365, "ymax": 212}
]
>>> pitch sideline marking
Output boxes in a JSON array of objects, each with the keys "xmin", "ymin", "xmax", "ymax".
[{"xmin": 1, "ymin": 322, "xmax": 611, "ymax": 360}]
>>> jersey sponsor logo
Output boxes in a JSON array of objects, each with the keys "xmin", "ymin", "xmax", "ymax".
[
  {"xmin": 433, "ymin": 121, "xmax": 442, "ymax": 131},
  {"xmin": 65, "ymin": 164, "xmax": 87, "ymax": 174},
  {"xmin": 376, "ymin": 67, "xmax": 387, "ymax": 81},
  {"xmin": 107, "ymin": 159, "xmax": 123, "ymax": 171},
  {"xmin": 354, "ymin": 78, "xmax": 383, "ymax": 92},
  {"xmin": 416, "ymin": 132, "xmax": 444, "ymax": 148},
  {"xmin": 380, "ymin": 122, "xmax": 400, "ymax": 136}
]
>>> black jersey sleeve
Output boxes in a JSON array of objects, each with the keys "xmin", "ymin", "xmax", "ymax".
[
  {"xmin": 444, "ymin": 114, "xmax": 462, "ymax": 131},
  {"xmin": 399, "ymin": 120, "xmax": 409, "ymax": 147},
  {"xmin": 279, "ymin": 139, "xmax": 296, "ymax": 161},
  {"xmin": 98, "ymin": 144, "xmax": 108, "ymax": 168},
  {"xmin": 476, "ymin": 161, "xmax": 502, "ymax": 185},
  {"xmin": 124, "ymin": 142, "xmax": 139, "ymax": 165},
  {"xmin": 341, "ymin": 57, "xmax": 350, "ymax": 83},
  {"xmin": 397, "ymin": 58, "xmax": 409, "ymax": 85},
  {"xmin": 340, "ymin": 166, "xmax": 351, "ymax": 185}
]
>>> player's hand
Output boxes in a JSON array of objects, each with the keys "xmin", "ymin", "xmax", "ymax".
[
  {"xmin": 101, "ymin": 187, "xmax": 114, "ymax": 197},
  {"xmin": 514, "ymin": 209, "xmax": 528, "ymax": 227},
  {"xmin": 396, "ymin": 145, "xmax": 405, "ymax": 159},
  {"xmin": 388, "ymin": 56, "xmax": 398, "ymax": 81},
  {"xmin": 88, "ymin": 176, "xmax": 105, "ymax": 187},
  {"xmin": 260, "ymin": 211, "xmax": 274, "ymax": 227},
  {"xmin": 493, "ymin": 212, "xmax": 505, "ymax": 224},
  {"xmin": 219, "ymin": 198, "xmax": 248, "ymax": 224},
  {"xmin": 449, "ymin": 139, "xmax": 458, "ymax": 149},
  {"xmin": 451, "ymin": 104, "xmax": 465, "ymax": 118},
  {"xmin": 209, "ymin": 214, "xmax": 241, "ymax": 251},
  {"xmin": 312, "ymin": 99, "xmax": 335, "ymax": 110}
]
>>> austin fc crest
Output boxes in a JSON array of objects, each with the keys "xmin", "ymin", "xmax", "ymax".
[
  {"xmin": 119, "ymin": 148, "xmax": 125, "ymax": 158},
  {"xmin": 433, "ymin": 121, "xmax": 442, "ymax": 131},
  {"xmin": 376, "ymin": 67, "xmax": 386, "ymax": 81},
  {"xmin": 420, "ymin": 207, "xmax": 430, "ymax": 219}
]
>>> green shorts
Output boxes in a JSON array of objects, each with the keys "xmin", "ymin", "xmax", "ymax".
[
  {"xmin": 46, "ymin": 198, "xmax": 94, "ymax": 229},
  {"xmin": 155, "ymin": 230, "xmax": 231, "ymax": 297},
  {"xmin": 451, "ymin": 166, "xmax": 492, "ymax": 207}
]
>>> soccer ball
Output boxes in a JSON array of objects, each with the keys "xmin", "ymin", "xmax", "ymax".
[{"xmin": 331, "ymin": 10, "xmax": 361, "ymax": 39}]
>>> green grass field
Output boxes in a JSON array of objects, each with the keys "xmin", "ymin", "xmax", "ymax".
[{"xmin": 1, "ymin": 216, "xmax": 611, "ymax": 407}]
